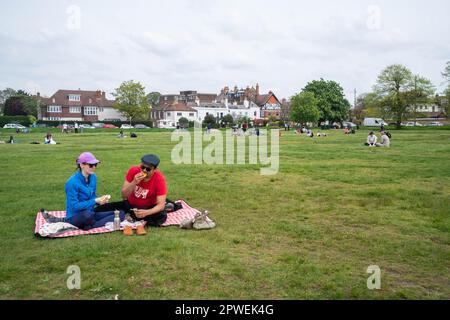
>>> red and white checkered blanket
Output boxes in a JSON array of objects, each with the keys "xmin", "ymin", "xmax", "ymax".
[{"xmin": 34, "ymin": 200, "xmax": 201, "ymax": 238}]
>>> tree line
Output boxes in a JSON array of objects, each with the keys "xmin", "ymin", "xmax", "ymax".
[{"xmin": 2, "ymin": 62, "xmax": 449, "ymax": 129}]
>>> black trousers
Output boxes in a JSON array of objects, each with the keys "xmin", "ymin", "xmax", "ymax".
[{"xmin": 94, "ymin": 200, "xmax": 167, "ymax": 227}]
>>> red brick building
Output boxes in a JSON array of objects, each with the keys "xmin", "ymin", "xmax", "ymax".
[{"xmin": 39, "ymin": 89, "xmax": 125, "ymax": 122}]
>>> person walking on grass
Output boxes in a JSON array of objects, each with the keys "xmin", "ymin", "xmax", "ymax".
[
  {"xmin": 65, "ymin": 152, "xmax": 125, "ymax": 230},
  {"xmin": 94, "ymin": 154, "xmax": 168, "ymax": 227}
]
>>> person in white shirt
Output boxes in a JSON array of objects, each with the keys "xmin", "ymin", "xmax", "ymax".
[
  {"xmin": 376, "ymin": 131, "xmax": 390, "ymax": 147},
  {"xmin": 44, "ymin": 133, "xmax": 57, "ymax": 144},
  {"xmin": 365, "ymin": 131, "xmax": 377, "ymax": 146}
]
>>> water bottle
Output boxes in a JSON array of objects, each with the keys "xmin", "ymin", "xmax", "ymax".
[{"xmin": 113, "ymin": 210, "xmax": 121, "ymax": 231}]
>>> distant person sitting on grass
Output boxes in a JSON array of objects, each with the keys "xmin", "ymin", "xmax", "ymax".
[
  {"xmin": 94, "ymin": 154, "xmax": 168, "ymax": 227},
  {"xmin": 365, "ymin": 131, "xmax": 377, "ymax": 146},
  {"xmin": 65, "ymin": 152, "xmax": 125, "ymax": 230},
  {"xmin": 44, "ymin": 133, "xmax": 56, "ymax": 144},
  {"xmin": 376, "ymin": 131, "xmax": 390, "ymax": 147},
  {"xmin": 117, "ymin": 130, "xmax": 125, "ymax": 138}
]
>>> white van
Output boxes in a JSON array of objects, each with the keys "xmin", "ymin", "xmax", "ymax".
[{"xmin": 363, "ymin": 118, "xmax": 388, "ymax": 127}]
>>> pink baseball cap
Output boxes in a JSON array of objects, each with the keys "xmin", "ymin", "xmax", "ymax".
[{"xmin": 76, "ymin": 152, "xmax": 100, "ymax": 165}]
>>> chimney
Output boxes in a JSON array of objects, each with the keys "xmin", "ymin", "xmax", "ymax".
[
  {"xmin": 256, "ymin": 83, "xmax": 259, "ymax": 96},
  {"xmin": 102, "ymin": 91, "xmax": 106, "ymax": 98},
  {"xmin": 95, "ymin": 90, "xmax": 101, "ymax": 98},
  {"xmin": 37, "ymin": 92, "xmax": 40, "ymax": 97}
]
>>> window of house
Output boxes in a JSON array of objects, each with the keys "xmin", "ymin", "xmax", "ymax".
[
  {"xmin": 47, "ymin": 106, "xmax": 61, "ymax": 113},
  {"xmin": 98, "ymin": 107, "xmax": 103, "ymax": 112},
  {"xmin": 69, "ymin": 106, "xmax": 81, "ymax": 113},
  {"xmin": 189, "ymin": 113, "xmax": 195, "ymax": 117},
  {"xmin": 48, "ymin": 117, "xmax": 61, "ymax": 121},
  {"xmin": 167, "ymin": 112, "xmax": 171, "ymax": 116},
  {"xmin": 177, "ymin": 113, "xmax": 182, "ymax": 116},
  {"xmin": 68, "ymin": 94, "xmax": 81, "ymax": 101},
  {"xmin": 84, "ymin": 106, "xmax": 98, "ymax": 115}
]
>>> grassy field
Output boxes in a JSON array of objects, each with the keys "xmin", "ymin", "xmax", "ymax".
[{"xmin": 0, "ymin": 127, "xmax": 449, "ymax": 299}]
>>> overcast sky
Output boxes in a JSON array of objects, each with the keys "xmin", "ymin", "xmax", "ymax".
[{"xmin": 1, "ymin": 0, "xmax": 449, "ymax": 103}]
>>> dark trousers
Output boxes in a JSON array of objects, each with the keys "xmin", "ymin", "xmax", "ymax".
[
  {"xmin": 66, "ymin": 210, "xmax": 125, "ymax": 230},
  {"xmin": 95, "ymin": 200, "xmax": 167, "ymax": 227}
]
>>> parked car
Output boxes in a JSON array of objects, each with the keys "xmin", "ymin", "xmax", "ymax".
[
  {"xmin": 80, "ymin": 124, "xmax": 95, "ymax": 129},
  {"xmin": 120, "ymin": 124, "xmax": 134, "ymax": 129},
  {"xmin": 342, "ymin": 121, "xmax": 358, "ymax": 129},
  {"xmin": 92, "ymin": 123, "xmax": 104, "ymax": 128},
  {"xmin": 427, "ymin": 121, "xmax": 444, "ymax": 126},
  {"xmin": 134, "ymin": 124, "xmax": 150, "ymax": 129},
  {"xmin": 103, "ymin": 124, "xmax": 118, "ymax": 129},
  {"xmin": 405, "ymin": 122, "xmax": 423, "ymax": 127},
  {"xmin": 3, "ymin": 123, "xmax": 26, "ymax": 129},
  {"xmin": 363, "ymin": 118, "xmax": 388, "ymax": 127}
]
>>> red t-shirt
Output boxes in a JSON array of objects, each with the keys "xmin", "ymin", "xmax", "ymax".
[{"xmin": 125, "ymin": 166, "xmax": 167, "ymax": 208}]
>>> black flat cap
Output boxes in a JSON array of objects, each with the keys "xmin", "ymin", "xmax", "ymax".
[{"xmin": 141, "ymin": 154, "xmax": 160, "ymax": 167}]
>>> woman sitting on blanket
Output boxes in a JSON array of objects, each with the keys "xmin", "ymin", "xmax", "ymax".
[{"xmin": 65, "ymin": 152, "xmax": 125, "ymax": 230}]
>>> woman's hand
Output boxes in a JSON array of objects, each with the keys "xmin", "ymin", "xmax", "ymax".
[{"xmin": 95, "ymin": 195, "xmax": 110, "ymax": 205}]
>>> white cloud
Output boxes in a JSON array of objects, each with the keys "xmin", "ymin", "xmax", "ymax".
[{"xmin": 0, "ymin": 0, "xmax": 449, "ymax": 101}]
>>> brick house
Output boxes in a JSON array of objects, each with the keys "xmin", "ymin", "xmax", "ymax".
[
  {"xmin": 217, "ymin": 83, "xmax": 282, "ymax": 119},
  {"xmin": 39, "ymin": 89, "xmax": 126, "ymax": 122}
]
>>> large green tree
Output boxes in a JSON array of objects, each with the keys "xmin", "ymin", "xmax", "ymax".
[
  {"xmin": 302, "ymin": 78, "xmax": 351, "ymax": 124},
  {"xmin": 112, "ymin": 80, "xmax": 150, "ymax": 121},
  {"xmin": 3, "ymin": 90, "xmax": 39, "ymax": 117},
  {"xmin": 290, "ymin": 91, "xmax": 320, "ymax": 126},
  {"xmin": 0, "ymin": 88, "xmax": 17, "ymax": 115},
  {"xmin": 147, "ymin": 91, "xmax": 161, "ymax": 107},
  {"xmin": 373, "ymin": 65, "xmax": 435, "ymax": 128}
]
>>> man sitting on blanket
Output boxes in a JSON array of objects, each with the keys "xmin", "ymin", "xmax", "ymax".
[{"xmin": 95, "ymin": 154, "xmax": 168, "ymax": 227}]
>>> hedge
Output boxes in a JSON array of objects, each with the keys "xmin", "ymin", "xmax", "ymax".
[{"xmin": 0, "ymin": 116, "xmax": 33, "ymax": 127}]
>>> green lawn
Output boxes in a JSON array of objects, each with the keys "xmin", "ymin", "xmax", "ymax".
[{"xmin": 0, "ymin": 127, "xmax": 449, "ymax": 299}]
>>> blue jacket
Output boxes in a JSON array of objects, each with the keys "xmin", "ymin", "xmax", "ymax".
[{"xmin": 65, "ymin": 171, "xmax": 97, "ymax": 219}]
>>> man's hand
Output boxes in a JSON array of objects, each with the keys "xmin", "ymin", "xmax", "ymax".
[
  {"xmin": 133, "ymin": 172, "xmax": 146, "ymax": 184},
  {"xmin": 133, "ymin": 208, "xmax": 149, "ymax": 219}
]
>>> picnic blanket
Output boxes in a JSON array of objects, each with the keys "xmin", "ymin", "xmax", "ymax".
[{"xmin": 35, "ymin": 200, "xmax": 201, "ymax": 238}]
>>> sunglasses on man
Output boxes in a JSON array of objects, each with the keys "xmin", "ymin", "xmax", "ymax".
[
  {"xmin": 83, "ymin": 163, "xmax": 98, "ymax": 168},
  {"xmin": 140, "ymin": 165, "xmax": 153, "ymax": 172}
]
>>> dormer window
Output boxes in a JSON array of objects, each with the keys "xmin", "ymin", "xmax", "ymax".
[{"xmin": 68, "ymin": 94, "xmax": 81, "ymax": 101}]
